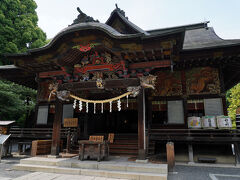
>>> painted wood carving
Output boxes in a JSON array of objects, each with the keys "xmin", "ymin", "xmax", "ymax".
[
  {"xmin": 153, "ymin": 71, "xmax": 182, "ymax": 96},
  {"xmin": 38, "ymin": 81, "xmax": 55, "ymax": 101},
  {"xmin": 186, "ymin": 67, "xmax": 220, "ymax": 95}
]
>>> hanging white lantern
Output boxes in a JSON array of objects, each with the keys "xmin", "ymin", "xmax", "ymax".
[
  {"xmin": 110, "ymin": 101, "xmax": 112, "ymax": 112},
  {"xmin": 126, "ymin": 95, "xmax": 129, "ymax": 108},
  {"xmin": 117, "ymin": 99, "xmax": 121, "ymax": 111},
  {"xmin": 86, "ymin": 102, "xmax": 88, "ymax": 113},
  {"xmin": 73, "ymin": 99, "xmax": 77, "ymax": 109},
  {"xmin": 94, "ymin": 103, "xmax": 96, "ymax": 114},
  {"xmin": 101, "ymin": 103, "xmax": 103, "ymax": 113},
  {"xmin": 79, "ymin": 100, "xmax": 82, "ymax": 111}
]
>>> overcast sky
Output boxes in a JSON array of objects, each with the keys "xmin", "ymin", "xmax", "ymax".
[{"xmin": 34, "ymin": 0, "xmax": 240, "ymax": 40}]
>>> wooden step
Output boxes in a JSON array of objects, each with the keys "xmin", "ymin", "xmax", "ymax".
[
  {"xmin": 110, "ymin": 149, "xmax": 138, "ymax": 155},
  {"xmin": 109, "ymin": 144, "xmax": 138, "ymax": 149}
]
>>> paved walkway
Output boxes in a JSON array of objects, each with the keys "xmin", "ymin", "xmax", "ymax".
[{"xmin": 12, "ymin": 172, "xmax": 128, "ymax": 180}]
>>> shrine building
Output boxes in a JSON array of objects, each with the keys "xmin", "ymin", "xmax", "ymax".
[{"xmin": 1, "ymin": 6, "xmax": 240, "ymax": 161}]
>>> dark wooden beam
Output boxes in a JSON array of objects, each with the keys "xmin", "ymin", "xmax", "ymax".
[
  {"xmin": 129, "ymin": 60, "xmax": 171, "ymax": 69},
  {"xmin": 51, "ymin": 98, "xmax": 63, "ymax": 156},
  {"xmin": 224, "ymin": 70, "xmax": 240, "ymax": 89},
  {"xmin": 59, "ymin": 78, "xmax": 140, "ymax": 91}
]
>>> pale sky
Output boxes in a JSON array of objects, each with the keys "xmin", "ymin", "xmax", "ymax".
[{"xmin": 34, "ymin": 0, "xmax": 240, "ymax": 40}]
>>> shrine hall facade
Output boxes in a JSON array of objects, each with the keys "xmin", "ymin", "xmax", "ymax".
[{"xmin": 1, "ymin": 6, "xmax": 240, "ymax": 159}]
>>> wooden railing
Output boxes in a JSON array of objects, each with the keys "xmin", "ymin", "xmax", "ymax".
[
  {"xmin": 149, "ymin": 128, "xmax": 240, "ymax": 143},
  {"xmin": 9, "ymin": 127, "xmax": 75, "ymax": 139}
]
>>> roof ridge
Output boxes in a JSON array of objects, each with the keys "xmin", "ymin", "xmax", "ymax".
[
  {"xmin": 146, "ymin": 21, "xmax": 209, "ymax": 33},
  {"xmin": 106, "ymin": 4, "xmax": 149, "ymax": 35}
]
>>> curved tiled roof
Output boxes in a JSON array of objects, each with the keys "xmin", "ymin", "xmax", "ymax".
[
  {"xmin": 183, "ymin": 27, "xmax": 240, "ymax": 50},
  {"xmin": 27, "ymin": 22, "xmax": 145, "ymax": 54},
  {"xmin": 5, "ymin": 9, "xmax": 240, "ymax": 57}
]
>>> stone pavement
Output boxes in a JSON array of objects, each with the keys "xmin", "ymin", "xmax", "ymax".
[{"xmin": 12, "ymin": 172, "xmax": 128, "ymax": 180}]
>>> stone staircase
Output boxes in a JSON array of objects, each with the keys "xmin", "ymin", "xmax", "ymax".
[{"xmin": 13, "ymin": 156, "xmax": 168, "ymax": 180}]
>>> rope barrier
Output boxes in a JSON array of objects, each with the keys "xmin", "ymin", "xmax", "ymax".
[{"xmin": 69, "ymin": 91, "xmax": 132, "ymax": 104}]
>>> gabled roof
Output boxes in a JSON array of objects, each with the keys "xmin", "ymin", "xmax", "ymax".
[
  {"xmin": 106, "ymin": 5, "xmax": 149, "ymax": 35},
  {"xmin": 146, "ymin": 22, "xmax": 208, "ymax": 35},
  {"xmin": 183, "ymin": 27, "xmax": 240, "ymax": 50},
  {"xmin": 147, "ymin": 21, "xmax": 240, "ymax": 50}
]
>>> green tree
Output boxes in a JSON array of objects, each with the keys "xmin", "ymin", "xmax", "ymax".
[
  {"xmin": 0, "ymin": 0, "xmax": 47, "ymax": 64},
  {"xmin": 227, "ymin": 83, "xmax": 240, "ymax": 129},
  {"xmin": 0, "ymin": 80, "xmax": 37, "ymax": 126},
  {"xmin": 0, "ymin": 0, "xmax": 45, "ymax": 125}
]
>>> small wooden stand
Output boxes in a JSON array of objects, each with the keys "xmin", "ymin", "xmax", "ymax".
[{"xmin": 78, "ymin": 140, "xmax": 109, "ymax": 162}]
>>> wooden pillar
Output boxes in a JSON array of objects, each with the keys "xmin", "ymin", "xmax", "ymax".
[
  {"xmin": 188, "ymin": 144, "xmax": 194, "ymax": 164},
  {"xmin": 181, "ymin": 71, "xmax": 188, "ymax": 127},
  {"xmin": 222, "ymin": 96, "xmax": 228, "ymax": 116},
  {"xmin": 234, "ymin": 143, "xmax": 240, "ymax": 165},
  {"xmin": 147, "ymin": 95, "xmax": 153, "ymax": 131},
  {"xmin": 138, "ymin": 88, "xmax": 146, "ymax": 160},
  {"xmin": 83, "ymin": 114, "xmax": 88, "ymax": 139},
  {"xmin": 146, "ymin": 95, "xmax": 153, "ymax": 155},
  {"xmin": 166, "ymin": 142, "xmax": 175, "ymax": 172},
  {"xmin": 51, "ymin": 98, "xmax": 63, "ymax": 156}
]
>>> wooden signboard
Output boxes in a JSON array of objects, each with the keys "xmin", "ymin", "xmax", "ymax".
[
  {"xmin": 204, "ymin": 98, "xmax": 223, "ymax": 116},
  {"xmin": 0, "ymin": 127, "xmax": 7, "ymax": 135},
  {"xmin": 63, "ymin": 118, "xmax": 78, "ymax": 127}
]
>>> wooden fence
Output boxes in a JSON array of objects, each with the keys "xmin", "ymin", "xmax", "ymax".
[{"xmin": 9, "ymin": 127, "xmax": 75, "ymax": 139}]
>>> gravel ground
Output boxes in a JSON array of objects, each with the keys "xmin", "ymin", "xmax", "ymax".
[
  {"xmin": 169, "ymin": 165, "xmax": 240, "ymax": 180},
  {"xmin": 0, "ymin": 157, "xmax": 30, "ymax": 179}
]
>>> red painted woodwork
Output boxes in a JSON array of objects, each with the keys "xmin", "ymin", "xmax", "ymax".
[{"xmin": 74, "ymin": 60, "xmax": 126, "ymax": 74}]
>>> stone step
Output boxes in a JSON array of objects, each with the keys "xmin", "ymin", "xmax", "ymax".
[
  {"xmin": 13, "ymin": 164, "xmax": 167, "ymax": 180},
  {"xmin": 20, "ymin": 157, "xmax": 63, "ymax": 166},
  {"xmin": 19, "ymin": 157, "xmax": 168, "ymax": 174}
]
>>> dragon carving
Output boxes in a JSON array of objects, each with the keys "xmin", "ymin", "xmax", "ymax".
[
  {"xmin": 140, "ymin": 74, "xmax": 157, "ymax": 89},
  {"xmin": 48, "ymin": 83, "xmax": 70, "ymax": 101}
]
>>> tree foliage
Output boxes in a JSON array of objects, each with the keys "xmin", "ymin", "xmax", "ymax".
[
  {"xmin": 0, "ymin": 0, "xmax": 45, "ymax": 126},
  {"xmin": 0, "ymin": 0, "xmax": 47, "ymax": 64},
  {"xmin": 0, "ymin": 80, "xmax": 37, "ymax": 126},
  {"xmin": 227, "ymin": 83, "xmax": 240, "ymax": 128}
]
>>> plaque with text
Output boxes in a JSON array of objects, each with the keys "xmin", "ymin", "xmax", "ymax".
[
  {"xmin": 167, "ymin": 100, "xmax": 184, "ymax": 124},
  {"xmin": 204, "ymin": 98, "xmax": 223, "ymax": 116},
  {"xmin": 63, "ymin": 118, "xmax": 78, "ymax": 127}
]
